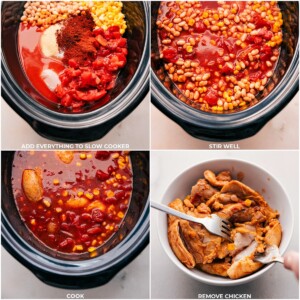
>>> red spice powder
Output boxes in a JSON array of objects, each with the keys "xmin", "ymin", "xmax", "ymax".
[{"xmin": 56, "ymin": 11, "xmax": 96, "ymax": 65}]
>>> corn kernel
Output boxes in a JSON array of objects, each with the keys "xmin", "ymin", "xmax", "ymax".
[
  {"xmin": 227, "ymin": 243, "xmax": 235, "ymax": 251},
  {"xmin": 92, "ymin": 239, "xmax": 97, "ymax": 246},
  {"xmin": 244, "ymin": 199, "xmax": 252, "ymax": 207},
  {"xmin": 76, "ymin": 162, "xmax": 82, "ymax": 167},
  {"xmin": 186, "ymin": 46, "xmax": 193, "ymax": 53},
  {"xmin": 107, "ymin": 190, "xmax": 114, "ymax": 198},
  {"xmin": 202, "ymin": 12, "xmax": 209, "ymax": 18},
  {"xmin": 116, "ymin": 173, "xmax": 122, "ymax": 180},
  {"xmin": 53, "ymin": 179, "xmax": 59, "ymax": 185},
  {"xmin": 30, "ymin": 219, "xmax": 36, "ymax": 225},
  {"xmin": 62, "ymin": 190, "xmax": 69, "ymax": 197},
  {"xmin": 213, "ymin": 14, "xmax": 219, "ymax": 21},
  {"xmin": 85, "ymin": 192, "xmax": 94, "ymax": 200},
  {"xmin": 188, "ymin": 19, "xmax": 195, "ymax": 26},
  {"xmin": 58, "ymin": 199, "xmax": 63, "ymax": 206},
  {"xmin": 77, "ymin": 191, "xmax": 84, "ymax": 197},
  {"xmin": 90, "ymin": 250, "xmax": 97, "ymax": 258},
  {"xmin": 56, "ymin": 207, "xmax": 62, "ymax": 213},
  {"xmin": 112, "ymin": 153, "xmax": 119, "ymax": 159},
  {"xmin": 117, "ymin": 211, "xmax": 124, "ymax": 219},
  {"xmin": 80, "ymin": 153, "xmax": 87, "ymax": 160},
  {"xmin": 43, "ymin": 199, "xmax": 51, "ymax": 207},
  {"xmin": 87, "ymin": 154, "xmax": 92, "ymax": 159},
  {"xmin": 93, "ymin": 188, "xmax": 100, "ymax": 196},
  {"xmin": 74, "ymin": 245, "xmax": 83, "ymax": 251},
  {"xmin": 88, "ymin": 247, "xmax": 96, "ymax": 253}
]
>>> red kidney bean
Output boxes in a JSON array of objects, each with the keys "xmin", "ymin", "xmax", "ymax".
[
  {"xmin": 61, "ymin": 222, "xmax": 70, "ymax": 231},
  {"xmin": 95, "ymin": 151, "xmax": 110, "ymax": 160},
  {"xmin": 92, "ymin": 209, "xmax": 105, "ymax": 223},
  {"xmin": 87, "ymin": 226, "xmax": 102, "ymax": 235},
  {"xmin": 105, "ymin": 197, "xmax": 117, "ymax": 204},
  {"xmin": 59, "ymin": 237, "xmax": 74, "ymax": 248},
  {"xmin": 114, "ymin": 190, "xmax": 125, "ymax": 200},
  {"xmin": 120, "ymin": 203, "xmax": 128, "ymax": 211},
  {"xmin": 96, "ymin": 170, "xmax": 110, "ymax": 181},
  {"xmin": 81, "ymin": 213, "xmax": 92, "ymax": 221},
  {"xmin": 80, "ymin": 234, "xmax": 89, "ymax": 242},
  {"xmin": 66, "ymin": 211, "xmax": 76, "ymax": 222}
]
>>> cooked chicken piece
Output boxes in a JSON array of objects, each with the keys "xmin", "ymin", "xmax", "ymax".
[
  {"xmin": 233, "ymin": 230, "xmax": 255, "ymax": 253},
  {"xmin": 66, "ymin": 196, "xmax": 88, "ymax": 208},
  {"xmin": 217, "ymin": 203, "xmax": 245, "ymax": 219},
  {"xmin": 206, "ymin": 193, "xmax": 240, "ymax": 208},
  {"xmin": 56, "ymin": 151, "xmax": 74, "ymax": 164},
  {"xmin": 233, "ymin": 240, "xmax": 258, "ymax": 262},
  {"xmin": 199, "ymin": 261, "xmax": 231, "ymax": 277},
  {"xmin": 204, "ymin": 170, "xmax": 232, "ymax": 187},
  {"xmin": 196, "ymin": 203, "xmax": 211, "ymax": 215},
  {"xmin": 168, "ymin": 219, "xmax": 196, "ymax": 268},
  {"xmin": 22, "ymin": 169, "xmax": 43, "ymax": 202},
  {"xmin": 227, "ymin": 257, "xmax": 262, "ymax": 279},
  {"xmin": 87, "ymin": 200, "xmax": 105, "ymax": 211},
  {"xmin": 168, "ymin": 198, "xmax": 187, "ymax": 223},
  {"xmin": 227, "ymin": 240, "xmax": 262, "ymax": 278},
  {"xmin": 265, "ymin": 219, "xmax": 282, "ymax": 246},
  {"xmin": 221, "ymin": 180, "xmax": 266, "ymax": 206},
  {"xmin": 190, "ymin": 179, "xmax": 218, "ymax": 206},
  {"xmin": 179, "ymin": 221, "xmax": 222, "ymax": 264}
]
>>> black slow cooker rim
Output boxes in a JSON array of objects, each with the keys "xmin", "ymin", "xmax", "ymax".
[
  {"xmin": 1, "ymin": 1, "xmax": 150, "ymax": 129},
  {"xmin": 1, "ymin": 201, "xmax": 149, "ymax": 276},
  {"xmin": 151, "ymin": 37, "xmax": 299, "ymax": 132}
]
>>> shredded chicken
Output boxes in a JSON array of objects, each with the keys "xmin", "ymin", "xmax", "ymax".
[{"xmin": 167, "ymin": 170, "xmax": 282, "ymax": 279}]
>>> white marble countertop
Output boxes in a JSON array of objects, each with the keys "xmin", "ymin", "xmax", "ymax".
[
  {"xmin": 150, "ymin": 151, "xmax": 299, "ymax": 299},
  {"xmin": 1, "ymin": 93, "xmax": 150, "ymax": 150},
  {"xmin": 1, "ymin": 246, "xmax": 149, "ymax": 299},
  {"xmin": 151, "ymin": 93, "xmax": 299, "ymax": 149}
]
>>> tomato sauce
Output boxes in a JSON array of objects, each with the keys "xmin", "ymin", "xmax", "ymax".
[
  {"xmin": 18, "ymin": 24, "xmax": 64, "ymax": 103},
  {"xmin": 12, "ymin": 151, "xmax": 132, "ymax": 255}
]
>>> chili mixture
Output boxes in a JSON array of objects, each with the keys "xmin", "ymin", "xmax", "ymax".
[
  {"xmin": 157, "ymin": 1, "xmax": 283, "ymax": 113},
  {"xmin": 19, "ymin": 1, "xmax": 127, "ymax": 112},
  {"xmin": 12, "ymin": 151, "xmax": 132, "ymax": 256}
]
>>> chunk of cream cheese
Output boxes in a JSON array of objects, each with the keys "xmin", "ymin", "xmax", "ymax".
[
  {"xmin": 40, "ymin": 69, "xmax": 60, "ymax": 91},
  {"xmin": 40, "ymin": 23, "xmax": 63, "ymax": 58}
]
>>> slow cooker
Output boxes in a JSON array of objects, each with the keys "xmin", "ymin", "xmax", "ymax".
[
  {"xmin": 1, "ymin": 1, "xmax": 150, "ymax": 143},
  {"xmin": 151, "ymin": 1, "xmax": 299, "ymax": 142},
  {"xmin": 1, "ymin": 151, "xmax": 149, "ymax": 289}
]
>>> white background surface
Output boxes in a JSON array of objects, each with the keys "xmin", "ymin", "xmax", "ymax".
[
  {"xmin": 151, "ymin": 93, "xmax": 299, "ymax": 149},
  {"xmin": 1, "ymin": 246, "xmax": 149, "ymax": 299},
  {"xmin": 150, "ymin": 151, "xmax": 299, "ymax": 299},
  {"xmin": 1, "ymin": 93, "xmax": 150, "ymax": 150}
]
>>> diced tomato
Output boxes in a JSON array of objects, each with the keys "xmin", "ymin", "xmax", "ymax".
[
  {"xmin": 253, "ymin": 14, "xmax": 271, "ymax": 29},
  {"xmin": 75, "ymin": 89, "xmax": 107, "ymax": 101},
  {"xmin": 61, "ymin": 94, "xmax": 72, "ymax": 107},
  {"xmin": 96, "ymin": 35, "xmax": 108, "ymax": 47},
  {"xmin": 221, "ymin": 62, "xmax": 234, "ymax": 75},
  {"xmin": 117, "ymin": 38, "xmax": 127, "ymax": 48},
  {"xmin": 194, "ymin": 21, "xmax": 206, "ymax": 33},
  {"xmin": 204, "ymin": 88, "xmax": 218, "ymax": 106},
  {"xmin": 93, "ymin": 27, "xmax": 105, "ymax": 37},
  {"xmin": 260, "ymin": 45, "xmax": 272, "ymax": 61},
  {"xmin": 80, "ymin": 71, "xmax": 100, "ymax": 87},
  {"xmin": 68, "ymin": 59, "xmax": 79, "ymax": 69},
  {"xmin": 249, "ymin": 71, "xmax": 262, "ymax": 81},
  {"xmin": 159, "ymin": 29, "xmax": 169, "ymax": 40},
  {"xmin": 162, "ymin": 47, "xmax": 179, "ymax": 63}
]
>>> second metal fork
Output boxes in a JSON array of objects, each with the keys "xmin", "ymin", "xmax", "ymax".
[{"xmin": 151, "ymin": 201, "xmax": 232, "ymax": 240}]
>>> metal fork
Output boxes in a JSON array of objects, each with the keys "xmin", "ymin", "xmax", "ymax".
[{"xmin": 151, "ymin": 201, "xmax": 232, "ymax": 240}]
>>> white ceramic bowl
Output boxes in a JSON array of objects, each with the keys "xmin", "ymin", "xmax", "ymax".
[{"xmin": 157, "ymin": 159, "xmax": 293, "ymax": 286}]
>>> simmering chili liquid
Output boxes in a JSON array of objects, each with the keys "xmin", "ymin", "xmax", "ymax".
[{"xmin": 12, "ymin": 151, "xmax": 132, "ymax": 254}]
